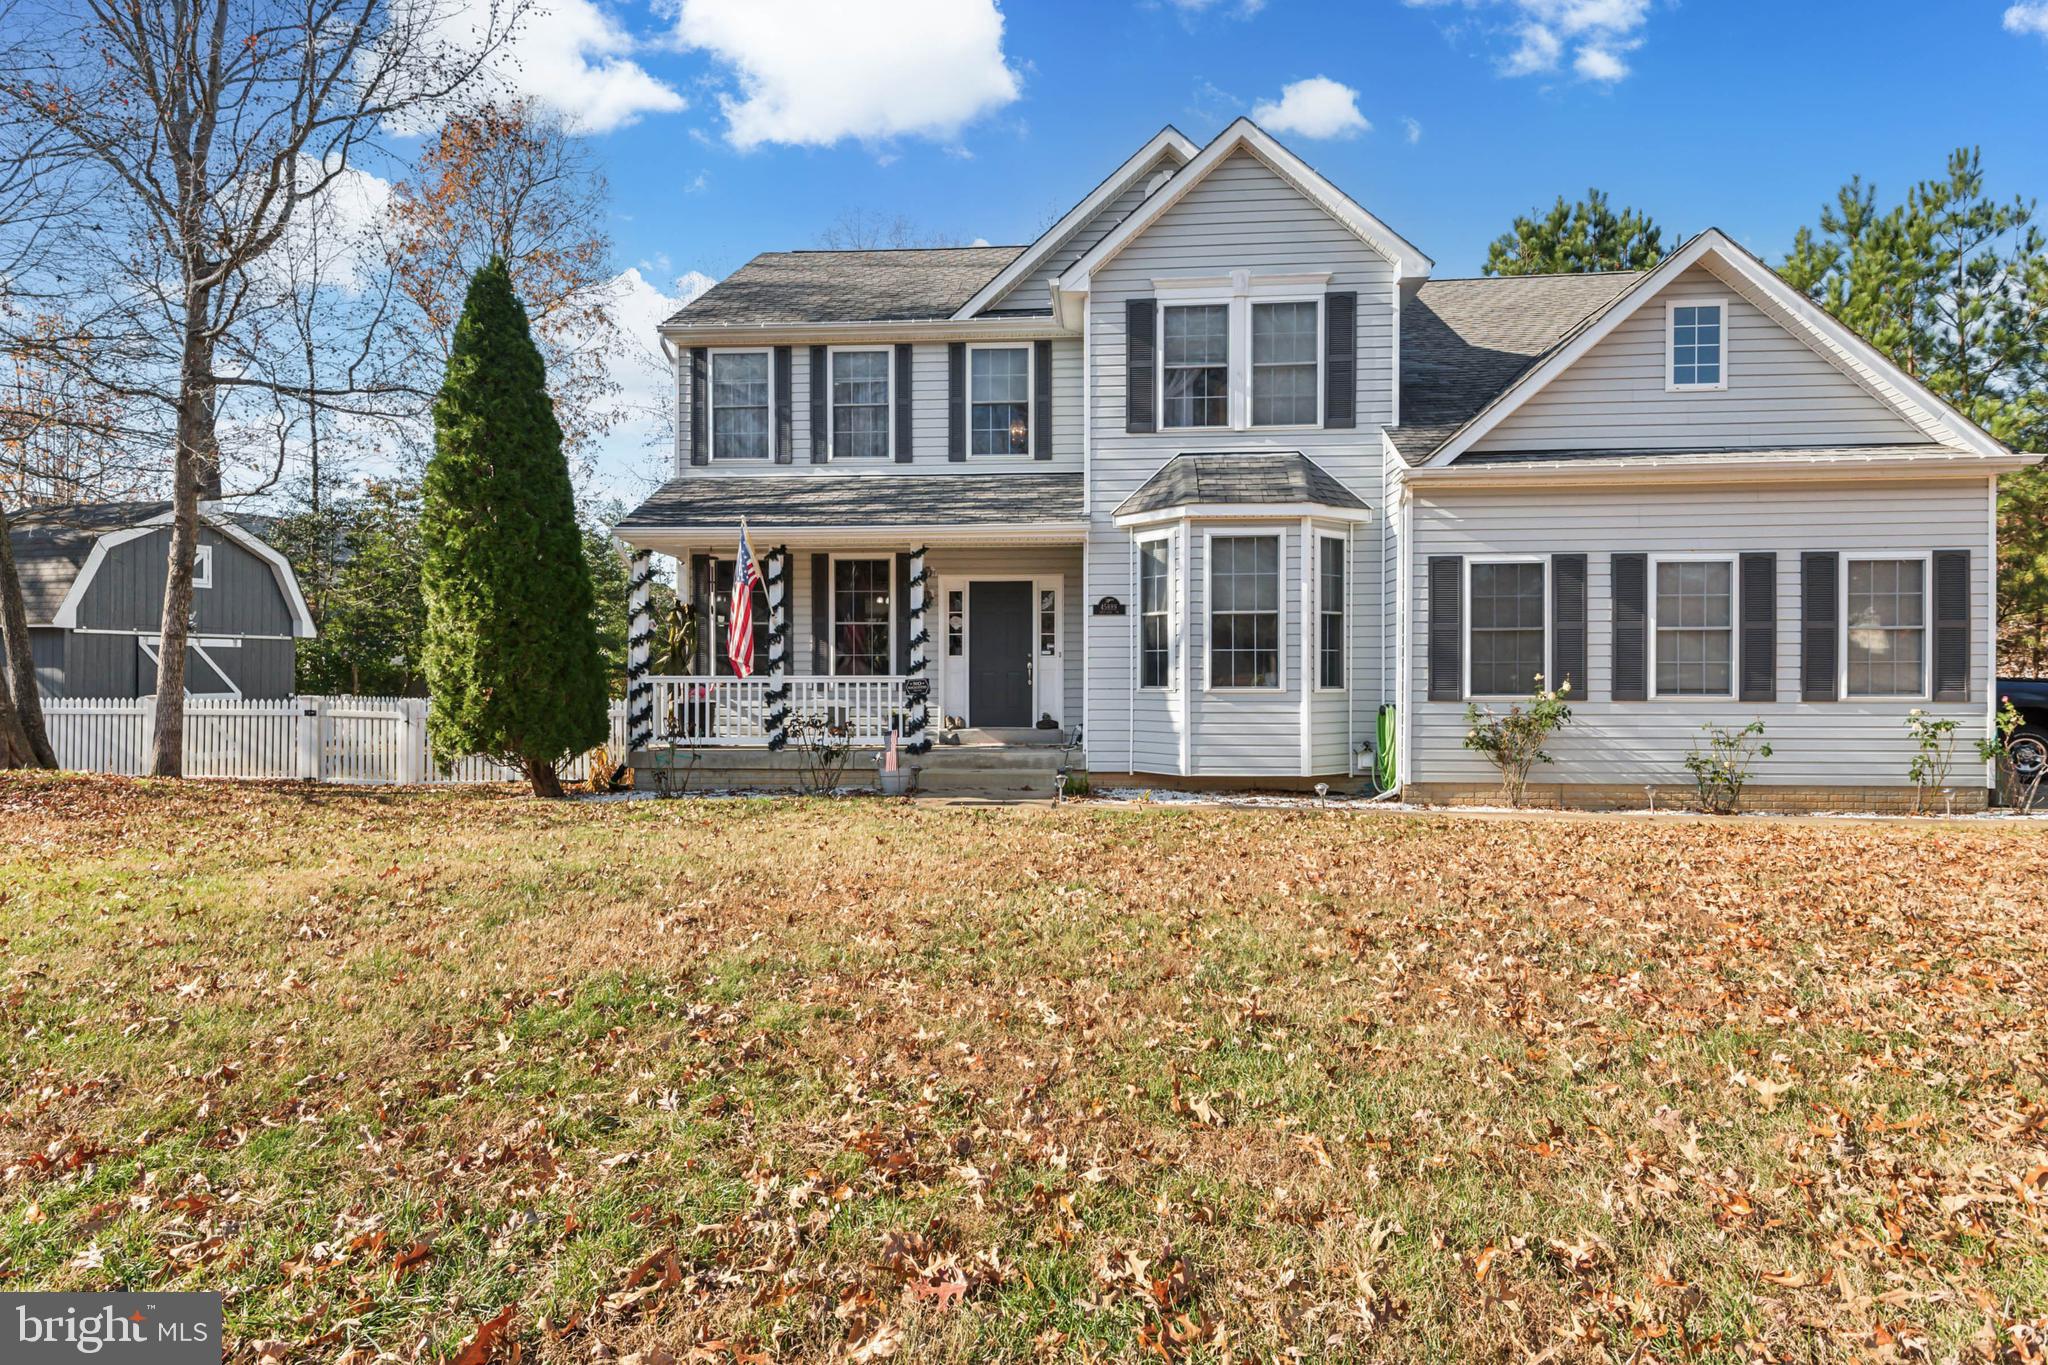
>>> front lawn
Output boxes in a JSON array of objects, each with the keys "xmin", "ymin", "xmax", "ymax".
[{"xmin": 1, "ymin": 776, "xmax": 2043, "ymax": 1363}]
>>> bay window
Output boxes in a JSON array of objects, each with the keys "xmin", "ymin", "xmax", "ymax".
[
  {"xmin": 1138, "ymin": 533, "xmax": 1173, "ymax": 689},
  {"xmin": 1207, "ymin": 533, "xmax": 1281, "ymax": 689},
  {"xmin": 1317, "ymin": 534, "xmax": 1345, "ymax": 689}
]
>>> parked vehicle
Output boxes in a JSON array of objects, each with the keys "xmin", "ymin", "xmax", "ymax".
[{"xmin": 1997, "ymin": 678, "xmax": 2048, "ymax": 779}]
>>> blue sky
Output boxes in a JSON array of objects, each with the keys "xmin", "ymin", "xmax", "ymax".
[{"xmin": 470, "ymin": 0, "xmax": 2048, "ymax": 492}]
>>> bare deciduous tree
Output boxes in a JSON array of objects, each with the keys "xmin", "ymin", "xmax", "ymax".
[{"xmin": 1, "ymin": 0, "xmax": 518, "ymax": 776}]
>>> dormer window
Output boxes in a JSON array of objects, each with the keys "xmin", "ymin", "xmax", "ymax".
[{"xmin": 1668, "ymin": 300, "xmax": 1726, "ymax": 391}]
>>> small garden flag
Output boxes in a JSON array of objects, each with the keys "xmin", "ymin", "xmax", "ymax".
[{"xmin": 726, "ymin": 521, "xmax": 760, "ymax": 679}]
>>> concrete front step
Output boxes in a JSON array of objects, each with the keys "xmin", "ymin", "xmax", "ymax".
[{"xmin": 628, "ymin": 743, "xmax": 1081, "ymax": 798}]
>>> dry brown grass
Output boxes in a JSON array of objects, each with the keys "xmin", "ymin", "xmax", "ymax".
[{"xmin": 1, "ymin": 774, "xmax": 2044, "ymax": 1364}]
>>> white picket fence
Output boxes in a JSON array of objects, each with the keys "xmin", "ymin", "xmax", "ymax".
[{"xmin": 43, "ymin": 695, "xmax": 630, "ymax": 785}]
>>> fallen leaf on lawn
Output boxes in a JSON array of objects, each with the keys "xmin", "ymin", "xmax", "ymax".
[{"xmin": 448, "ymin": 1305, "xmax": 513, "ymax": 1365}]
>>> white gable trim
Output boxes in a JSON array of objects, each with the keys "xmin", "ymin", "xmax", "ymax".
[
  {"xmin": 1054, "ymin": 118, "xmax": 1434, "ymax": 297},
  {"xmin": 1425, "ymin": 230, "xmax": 2011, "ymax": 467},
  {"xmin": 952, "ymin": 127, "xmax": 1199, "ymax": 320},
  {"xmin": 48, "ymin": 507, "xmax": 317, "ymax": 637}
]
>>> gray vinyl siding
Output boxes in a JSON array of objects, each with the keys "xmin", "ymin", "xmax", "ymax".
[
  {"xmin": 75, "ymin": 527, "xmax": 294, "ymax": 637},
  {"xmin": 1473, "ymin": 264, "xmax": 1927, "ymax": 453},
  {"xmin": 988, "ymin": 150, "xmax": 1184, "ymax": 314},
  {"xmin": 676, "ymin": 339, "xmax": 1082, "ymax": 477},
  {"xmin": 29, "ymin": 626, "xmax": 65, "ymax": 696},
  {"xmin": 1084, "ymin": 148, "xmax": 1395, "ymax": 778},
  {"xmin": 1406, "ymin": 477, "xmax": 1993, "ymax": 790},
  {"xmin": 1185, "ymin": 524, "xmax": 1304, "ymax": 778}
]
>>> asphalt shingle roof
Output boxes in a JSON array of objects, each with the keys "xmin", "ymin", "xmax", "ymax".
[
  {"xmin": 621, "ymin": 473, "xmax": 1084, "ymax": 531},
  {"xmin": 1115, "ymin": 453, "xmax": 1367, "ymax": 517},
  {"xmin": 668, "ymin": 247, "xmax": 1028, "ymax": 327},
  {"xmin": 1391, "ymin": 272, "xmax": 1643, "ymax": 465},
  {"xmin": 9, "ymin": 501, "xmax": 174, "ymax": 623}
]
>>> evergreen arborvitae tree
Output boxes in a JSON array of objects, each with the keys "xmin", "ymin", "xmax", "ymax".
[{"xmin": 421, "ymin": 257, "xmax": 607, "ymax": 796}]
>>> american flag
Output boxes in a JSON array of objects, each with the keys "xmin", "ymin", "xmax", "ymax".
[{"xmin": 725, "ymin": 521, "xmax": 761, "ymax": 679}]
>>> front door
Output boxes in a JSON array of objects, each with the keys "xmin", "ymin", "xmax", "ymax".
[{"xmin": 968, "ymin": 581, "xmax": 1034, "ymax": 727}]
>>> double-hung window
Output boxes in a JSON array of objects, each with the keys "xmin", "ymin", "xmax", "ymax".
[
  {"xmin": 1138, "ymin": 533, "xmax": 1173, "ymax": 689},
  {"xmin": 1467, "ymin": 560, "xmax": 1545, "ymax": 697},
  {"xmin": 709, "ymin": 349, "xmax": 771, "ymax": 459},
  {"xmin": 1668, "ymin": 300, "xmax": 1726, "ymax": 390},
  {"xmin": 1844, "ymin": 557, "xmax": 1925, "ymax": 697},
  {"xmin": 1652, "ymin": 558, "xmax": 1734, "ymax": 696},
  {"xmin": 832, "ymin": 558, "xmax": 892, "ymax": 675},
  {"xmin": 1207, "ymin": 533, "xmax": 1280, "ymax": 689},
  {"xmin": 1317, "ymin": 534, "xmax": 1345, "ymax": 689},
  {"xmin": 1251, "ymin": 301, "xmax": 1319, "ymax": 426},
  {"xmin": 1161, "ymin": 304, "xmax": 1229, "ymax": 429},
  {"xmin": 830, "ymin": 349, "xmax": 891, "ymax": 459},
  {"xmin": 968, "ymin": 345, "xmax": 1030, "ymax": 455}
]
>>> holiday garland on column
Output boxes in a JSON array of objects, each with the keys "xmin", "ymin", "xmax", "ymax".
[
  {"xmin": 625, "ymin": 548, "xmax": 656, "ymax": 756},
  {"xmin": 904, "ymin": 545, "xmax": 934, "ymax": 755},
  {"xmin": 763, "ymin": 545, "xmax": 791, "ymax": 750}
]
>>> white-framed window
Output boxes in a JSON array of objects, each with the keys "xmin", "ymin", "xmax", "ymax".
[
  {"xmin": 1137, "ymin": 530, "xmax": 1174, "ymax": 690},
  {"xmin": 708, "ymin": 347, "xmax": 772, "ymax": 460},
  {"xmin": 967, "ymin": 344, "xmax": 1031, "ymax": 456},
  {"xmin": 946, "ymin": 589, "xmax": 965, "ymax": 657},
  {"xmin": 1667, "ymin": 299, "xmax": 1727, "ymax": 391},
  {"xmin": 1466, "ymin": 558, "xmax": 1547, "ymax": 698},
  {"xmin": 1251, "ymin": 299, "xmax": 1321, "ymax": 427},
  {"xmin": 1161, "ymin": 303, "xmax": 1230, "ymax": 429},
  {"xmin": 1650, "ymin": 556, "xmax": 1736, "ymax": 698},
  {"xmin": 192, "ymin": 544, "xmax": 213, "ymax": 589},
  {"xmin": 828, "ymin": 347, "xmax": 892, "ymax": 459},
  {"xmin": 1316, "ymin": 532, "xmax": 1345, "ymax": 691},
  {"xmin": 1039, "ymin": 588, "xmax": 1057, "ymax": 657},
  {"xmin": 1205, "ymin": 531, "xmax": 1282, "ymax": 690},
  {"xmin": 1843, "ymin": 555, "xmax": 1927, "ymax": 698},
  {"xmin": 830, "ymin": 556, "xmax": 892, "ymax": 676},
  {"xmin": 708, "ymin": 555, "xmax": 771, "ymax": 676}
]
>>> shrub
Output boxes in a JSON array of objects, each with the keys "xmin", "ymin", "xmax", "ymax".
[
  {"xmin": 1463, "ymin": 679, "xmax": 1573, "ymax": 807},
  {"xmin": 1905, "ymin": 709, "xmax": 1963, "ymax": 814},
  {"xmin": 1682, "ymin": 720, "xmax": 1772, "ymax": 814}
]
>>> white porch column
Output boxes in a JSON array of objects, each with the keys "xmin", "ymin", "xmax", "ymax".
[
  {"xmin": 625, "ymin": 548, "xmax": 656, "ymax": 753},
  {"xmin": 904, "ymin": 545, "xmax": 933, "ymax": 754},
  {"xmin": 764, "ymin": 545, "xmax": 791, "ymax": 750}
]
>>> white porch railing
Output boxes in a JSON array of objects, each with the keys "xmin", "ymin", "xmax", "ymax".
[{"xmin": 648, "ymin": 675, "xmax": 905, "ymax": 747}]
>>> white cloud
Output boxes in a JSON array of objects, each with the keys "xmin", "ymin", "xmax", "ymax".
[
  {"xmin": 405, "ymin": 0, "xmax": 686, "ymax": 135},
  {"xmin": 2007, "ymin": 2, "xmax": 2048, "ymax": 38},
  {"xmin": 579, "ymin": 267, "xmax": 718, "ymax": 498},
  {"xmin": 1163, "ymin": 0, "xmax": 1267, "ymax": 15},
  {"xmin": 1250, "ymin": 77, "xmax": 1371, "ymax": 141},
  {"xmin": 1401, "ymin": 116, "xmax": 1423, "ymax": 144},
  {"xmin": 1406, "ymin": 0, "xmax": 1649, "ymax": 82},
  {"xmin": 675, "ymin": 0, "xmax": 1022, "ymax": 150}
]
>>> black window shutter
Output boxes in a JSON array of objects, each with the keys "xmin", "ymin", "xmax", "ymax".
[
  {"xmin": 690, "ymin": 553, "xmax": 712, "ymax": 673},
  {"xmin": 1739, "ymin": 552, "xmax": 1776, "ymax": 703},
  {"xmin": 947, "ymin": 342, "xmax": 966, "ymax": 461},
  {"xmin": 809, "ymin": 346, "xmax": 828, "ymax": 463},
  {"xmin": 1801, "ymin": 552, "xmax": 1839, "ymax": 702},
  {"xmin": 1427, "ymin": 555, "xmax": 1462, "ymax": 701},
  {"xmin": 893, "ymin": 343, "xmax": 913, "ymax": 463},
  {"xmin": 688, "ymin": 348, "xmax": 708, "ymax": 466},
  {"xmin": 773, "ymin": 346, "xmax": 793, "ymax": 464},
  {"xmin": 1324, "ymin": 290, "xmax": 1357, "ymax": 429},
  {"xmin": 894, "ymin": 553, "xmax": 912, "ymax": 673},
  {"xmin": 1551, "ymin": 553, "xmax": 1587, "ymax": 695},
  {"xmin": 1033, "ymin": 338, "xmax": 1053, "ymax": 460},
  {"xmin": 1932, "ymin": 549, "xmax": 1971, "ymax": 702},
  {"xmin": 811, "ymin": 553, "xmax": 830, "ymax": 673},
  {"xmin": 1611, "ymin": 553, "xmax": 1648, "ymax": 701},
  {"xmin": 1125, "ymin": 298, "xmax": 1156, "ymax": 434}
]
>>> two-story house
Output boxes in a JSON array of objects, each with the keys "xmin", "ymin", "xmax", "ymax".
[{"xmin": 616, "ymin": 118, "xmax": 2037, "ymax": 808}]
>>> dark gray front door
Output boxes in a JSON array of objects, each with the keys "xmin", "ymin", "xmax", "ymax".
[{"xmin": 968, "ymin": 581, "xmax": 1034, "ymax": 727}]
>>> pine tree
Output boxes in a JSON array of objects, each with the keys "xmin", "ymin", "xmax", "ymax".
[
  {"xmin": 420, "ymin": 258, "xmax": 607, "ymax": 796},
  {"xmin": 1483, "ymin": 190, "xmax": 1665, "ymax": 276}
]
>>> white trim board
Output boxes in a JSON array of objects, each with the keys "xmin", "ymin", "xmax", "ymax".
[
  {"xmin": 1423, "ymin": 230, "xmax": 2013, "ymax": 467},
  {"xmin": 1055, "ymin": 118, "xmax": 1434, "ymax": 301},
  {"xmin": 952, "ymin": 126, "xmax": 1199, "ymax": 320}
]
